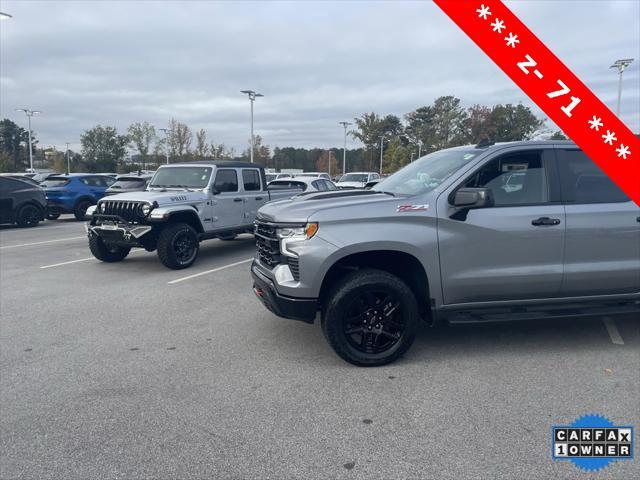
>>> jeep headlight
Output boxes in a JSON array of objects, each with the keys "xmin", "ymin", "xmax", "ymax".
[
  {"xmin": 99, "ymin": 202, "xmax": 106, "ymax": 213},
  {"xmin": 140, "ymin": 202, "xmax": 152, "ymax": 216},
  {"xmin": 276, "ymin": 223, "xmax": 318, "ymax": 240}
]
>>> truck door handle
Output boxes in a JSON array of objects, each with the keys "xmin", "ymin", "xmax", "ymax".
[
  {"xmin": 532, "ymin": 217, "xmax": 561, "ymax": 226},
  {"xmin": 255, "ymin": 197, "xmax": 263, "ymax": 201},
  {"xmin": 233, "ymin": 198, "xmax": 243, "ymax": 203}
]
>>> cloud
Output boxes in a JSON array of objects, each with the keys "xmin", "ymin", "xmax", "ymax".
[{"xmin": 1, "ymin": 0, "xmax": 638, "ymax": 153}]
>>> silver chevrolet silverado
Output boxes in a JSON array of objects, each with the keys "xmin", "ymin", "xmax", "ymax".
[
  {"xmin": 251, "ymin": 141, "xmax": 640, "ymax": 366},
  {"xmin": 86, "ymin": 161, "xmax": 298, "ymax": 269}
]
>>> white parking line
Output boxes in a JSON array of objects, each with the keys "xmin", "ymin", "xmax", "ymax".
[
  {"xmin": 0, "ymin": 236, "xmax": 86, "ymax": 250},
  {"xmin": 40, "ymin": 257, "xmax": 95, "ymax": 269},
  {"xmin": 603, "ymin": 317, "xmax": 624, "ymax": 345},
  {"xmin": 168, "ymin": 258, "xmax": 253, "ymax": 284},
  {"xmin": 39, "ymin": 249, "xmax": 146, "ymax": 269}
]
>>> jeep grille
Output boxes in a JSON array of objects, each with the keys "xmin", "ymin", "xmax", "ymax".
[{"xmin": 100, "ymin": 200, "xmax": 144, "ymax": 223}]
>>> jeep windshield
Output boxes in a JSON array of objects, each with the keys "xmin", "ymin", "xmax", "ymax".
[
  {"xmin": 148, "ymin": 167, "xmax": 212, "ymax": 189},
  {"xmin": 372, "ymin": 148, "xmax": 480, "ymax": 196}
]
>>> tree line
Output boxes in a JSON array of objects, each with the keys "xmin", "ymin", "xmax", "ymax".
[{"xmin": 1, "ymin": 95, "xmax": 564, "ymax": 175}]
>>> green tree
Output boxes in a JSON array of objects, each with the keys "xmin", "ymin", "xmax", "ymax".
[
  {"xmin": 0, "ymin": 118, "xmax": 33, "ymax": 171},
  {"xmin": 382, "ymin": 138, "xmax": 410, "ymax": 174},
  {"xmin": 488, "ymin": 104, "xmax": 544, "ymax": 141},
  {"xmin": 549, "ymin": 130, "xmax": 568, "ymax": 140},
  {"xmin": 80, "ymin": 125, "xmax": 128, "ymax": 172},
  {"xmin": 127, "ymin": 121, "xmax": 156, "ymax": 169}
]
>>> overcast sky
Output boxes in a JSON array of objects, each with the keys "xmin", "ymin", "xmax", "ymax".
[{"xmin": 1, "ymin": 0, "xmax": 639, "ymax": 154}]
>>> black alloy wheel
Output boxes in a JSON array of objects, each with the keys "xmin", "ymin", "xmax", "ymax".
[{"xmin": 16, "ymin": 204, "xmax": 41, "ymax": 227}]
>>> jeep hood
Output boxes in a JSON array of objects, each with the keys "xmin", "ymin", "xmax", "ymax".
[
  {"xmin": 98, "ymin": 190, "xmax": 208, "ymax": 206},
  {"xmin": 258, "ymin": 190, "xmax": 423, "ymax": 224}
]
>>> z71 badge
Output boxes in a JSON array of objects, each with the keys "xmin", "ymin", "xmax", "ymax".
[{"xmin": 396, "ymin": 204, "xmax": 429, "ymax": 212}]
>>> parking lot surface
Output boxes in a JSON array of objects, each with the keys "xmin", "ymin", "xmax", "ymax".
[{"xmin": 1, "ymin": 218, "xmax": 638, "ymax": 479}]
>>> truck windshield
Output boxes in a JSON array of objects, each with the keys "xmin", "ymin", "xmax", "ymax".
[
  {"xmin": 149, "ymin": 167, "xmax": 212, "ymax": 189},
  {"xmin": 372, "ymin": 148, "xmax": 480, "ymax": 196}
]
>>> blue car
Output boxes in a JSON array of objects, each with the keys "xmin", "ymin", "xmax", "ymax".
[{"xmin": 42, "ymin": 174, "xmax": 116, "ymax": 220}]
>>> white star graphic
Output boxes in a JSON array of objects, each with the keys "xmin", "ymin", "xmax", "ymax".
[
  {"xmin": 588, "ymin": 115, "xmax": 603, "ymax": 131},
  {"xmin": 491, "ymin": 19, "xmax": 506, "ymax": 33},
  {"xmin": 476, "ymin": 4, "xmax": 492, "ymax": 20},
  {"xmin": 616, "ymin": 144, "xmax": 630, "ymax": 159},
  {"xmin": 505, "ymin": 32, "xmax": 520, "ymax": 48},
  {"xmin": 602, "ymin": 130, "xmax": 617, "ymax": 145}
]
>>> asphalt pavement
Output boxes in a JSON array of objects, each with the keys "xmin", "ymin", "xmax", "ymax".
[{"xmin": 1, "ymin": 217, "xmax": 638, "ymax": 479}]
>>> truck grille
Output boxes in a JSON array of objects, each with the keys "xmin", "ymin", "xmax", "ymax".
[
  {"xmin": 99, "ymin": 200, "xmax": 144, "ymax": 223},
  {"xmin": 254, "ymin": 221, "xmax": 281, "ymax": 269}
]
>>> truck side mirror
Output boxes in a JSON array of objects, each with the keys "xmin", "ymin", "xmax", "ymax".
[{"xmin": 451, "ymin": 187, "xmax": 494, "ymax": 209}]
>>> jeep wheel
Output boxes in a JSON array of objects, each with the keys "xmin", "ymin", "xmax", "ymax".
[
  {"xmin": 89, "ymin": 234, "xmax": 130, "ymax": 262},
  {"xmin": 74, "ymin": 200, "xmax": 93, "ymax": 221},
  {"xmin": 321, "ymin": 269, "xmax": 419, "ymax": 367},
  {"xmin": 46, "ymin": 212, "xmax": 61, "ymax": 220},
  {"xmin": 16, "ymin": 204, "xmax": 42, "ymax": 228},
  {"xmin": 157, "ymin": 223, "xmax": 199, "ymax": 269}
]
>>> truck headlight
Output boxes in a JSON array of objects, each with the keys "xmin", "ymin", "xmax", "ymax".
[
  {"xmin": 99, "ymin": 202, "xmax": 106, "ymax": 213},
  {"xmin": 276, "ymin": 223, "xmax": 318, "ymax": 240},
  {"xmin": 140, "ymin": 203, "xmax": 152, "ymax": 216}
]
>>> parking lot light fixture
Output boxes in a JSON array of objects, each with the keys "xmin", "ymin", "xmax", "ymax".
[
  {"xmin": 378, "ymin": 134, "xmax": 388, "ymax": 175},
  {"xmin": 15, "ymin": 109, "xmax": 42, "ymax": 172},
  {"xmin": 610, "ymin": 58, "xmax": 634, "ymax": 117},
  {"xmin": 240, "ymin": 90, "xmax": 263, "ymax": 163},
  {"xmin": 339, "ymin": 121, "xmax": 352, "ymax": 175}
]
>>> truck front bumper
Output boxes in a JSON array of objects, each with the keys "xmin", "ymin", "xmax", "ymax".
[{"xmin": 251, "ymin": 261, "xmax": 317, "ymax": 324}]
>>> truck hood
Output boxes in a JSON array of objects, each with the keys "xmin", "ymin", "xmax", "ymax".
[
  {"xmin": 258, "ymin": 189, "xmax": 426, "ymax": 224},
  {"xmin": 98, "ymin": 189, "xmax": 209, "ymax": 206}
]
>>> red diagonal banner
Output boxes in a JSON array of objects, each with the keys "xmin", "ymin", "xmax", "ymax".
[{"xmin": 434, "ymin": 0, "xmax": 640, "ymax": 206}]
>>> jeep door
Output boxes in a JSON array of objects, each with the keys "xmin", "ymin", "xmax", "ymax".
[
  {"xmin": 211, "ymin": 168, "xmax": 244, "ymax": 227},
  {"xmin": 555, "ymin": 147, "xmax": 640, "ymax": 295},
  {"xmin": 241, "ymin": 168, "xmax": 266, "ymax": 225},
  {"xmin": 437, "ymin": 147, "xmax": 565, "ymax": 304}
]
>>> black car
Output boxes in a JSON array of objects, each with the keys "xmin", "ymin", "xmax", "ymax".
[
  {"xmin": 0, "ymin": 176, "xmax": 47, "ymax": 227},
  {"xmin": 104, "ymin": 174, "xmax": 153, "ymax": 196}
]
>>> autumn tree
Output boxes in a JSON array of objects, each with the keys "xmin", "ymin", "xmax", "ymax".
[
  {"xmin": 127, "ymin": 122, "xmax": 156, "ymax": 169},
  {"xmin": 195, "ymin": 129, "xmax": 210, "ymax": 159}
]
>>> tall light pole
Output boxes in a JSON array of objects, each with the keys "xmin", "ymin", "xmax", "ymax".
[
  {"xmin": 339, "ymin": 121, "xmax": 351, "ymax": 176},
  {"xmin": 378, "ymin": 134, "xmax": 387, "ymax": 175},
  {"xmin": 610, "ymin": 58, "xmax": 634, "ymax": 117},
  {"xmin": 15, "ymin": 109, "xmax": 42, "ymax": 172},
  {"xmin": 65, "ymin": 142, "xmax": 70, "ymax": 174},
  {"xmin": 240, "ymin": 90, "xmax": 264, "ymax": 163},
  {"xmin": 158, "ymin": 128, "xmax": 172, "ymax": 164}
]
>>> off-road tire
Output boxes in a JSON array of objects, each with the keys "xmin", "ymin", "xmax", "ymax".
[
  {"xmin": 16, "ymin": 204, "xmax": 42, "ymax": 228},
  {"xmin": 74, "ymin": 200, "xmax": 93, "ymax": 221},
  {"xmin": 89, "ymin": 233, "xmax": 130, "ymax": 262},
  {"xmin": 321, "ymin": 268, "xmax": 420, "ymax": 367},
  {"xmin": 156, "ymin": 223, "xmax": 199, "ymax": 270}
]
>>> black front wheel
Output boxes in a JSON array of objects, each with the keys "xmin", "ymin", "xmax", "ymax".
[
  {"xmin": 16, "ymin": 204, "xmax": 42, "ymax": 228},
  {"xmin": 89, "ymin": 234, "xmax": 131, "ymax": 262},
  {"xmin": 321, "ymin": 269, "xmax": 420, "ymax": 366},
  {"xmin": 156, "ymin": 223, "xmax": 199, "ymax": 269},
  {"xmin": 74, "ymin": 200, "xmax": 93, "ymax": 221}
]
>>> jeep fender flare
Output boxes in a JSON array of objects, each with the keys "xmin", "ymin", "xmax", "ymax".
[{"xmin": 149, "ymin": 205, "xmax": 204, "ymax": 233}]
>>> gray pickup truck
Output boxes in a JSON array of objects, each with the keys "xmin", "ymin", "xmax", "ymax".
[
  {"xmin": 86, "ymin": 161, "xmax": 297, "ymax": 269},
  {"xmin": 251, "ymin": 141, "xmax": 640, "ymax": 366}
]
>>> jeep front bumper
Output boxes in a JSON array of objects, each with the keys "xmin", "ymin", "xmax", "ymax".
[{"xmin": 251, "ymin": 261, "xmax": 317, "ymax": 323}]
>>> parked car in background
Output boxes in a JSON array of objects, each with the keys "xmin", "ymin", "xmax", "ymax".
[
  {"xmin": 293, "ymin": 172, "xmax": 331, "ymax": 180},
  {"xmin": 0, "ymin": 173, "xmax": 41, "ymax": 186},
  {"xmin": 0, "ymin": 176, "xmax": 47, "ymax": 227},
  {"xmin": 29, "ymin": 172, "xmax": 59, "ymax": 184},
  {"xmin": 336, "ymin": 172, "xmax": 380, "ymax": 189},
  {"xmin": 42, "ymin": 174, "xmax": 116, "ymax": 220},
  {"xmin": 265, "ymin": 172, "xmax": 292, "ymax": 183},
  {"xmin": 267, "ymin": 176, "xmax": 337, "ymax": 193},
  {"xmin": 86, "ymin": 162, "xmax": 302, "ymax": 270},
  {"xmin": 104, "ymin": 174, "xmax": 153, "ymax": 196}
]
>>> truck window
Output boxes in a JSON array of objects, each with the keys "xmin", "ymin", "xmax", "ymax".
[
  {"xmin": 464, "ymin": 151, "xmax": 548, "ymax": 206},
  {"xmin": 242, "ymin": 169, "xmax": 261, "ymax": 191},
  {"xmin": 558, "ymin": 149, "xmax": 629, "ymax": 204},
  {"xmin": 214, "ymin": 169, "xmax": 238, "ymax": 193}
]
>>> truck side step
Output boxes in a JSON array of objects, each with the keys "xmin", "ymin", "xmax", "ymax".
[{"xmin": 445, "ymin": 301, "xmax": 640, "ymax": 324}]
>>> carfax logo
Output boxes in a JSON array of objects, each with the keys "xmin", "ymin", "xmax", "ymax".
[{"xmin": 552, "ymin": 414, "xmax": 634, "ymax": 472}]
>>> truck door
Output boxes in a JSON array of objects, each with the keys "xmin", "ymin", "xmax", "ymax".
[
  {"xmin": 241, "ymin": 168, "xmax": 266, "ymax": 225},
  {"xmin": 555, "ymin": 147, "xmax": 640, "ymax": 295},
  {"xmin": 211, "ymin": 168, "xmax": 244, "ymax": 228},
  {"xmin": 437, "ymin": 148, "xmax": 565, "ymax": 304}
]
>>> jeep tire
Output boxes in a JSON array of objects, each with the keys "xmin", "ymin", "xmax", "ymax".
[
  {"xmin": 89, "ymin": 233, "xmax": 131, "ymax": 262},
  {"xmin": 74, "ymin": 199, "xmax": 93, "ymax": 221},
  {"xmin": 16, "ymin": 204, "xmax": 42, "ymax": 228},
  {"xmin": 321, "ymin": 269, "xmax": 420, "ymax": 367},
  {"xmin": 157, "ymin": 223, "xmax": 199, "ymax": 269}
]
